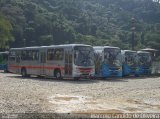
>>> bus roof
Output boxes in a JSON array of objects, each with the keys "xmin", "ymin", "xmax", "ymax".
[
  {"xmin": 10, "ymin": 46, "xmax": 40, "ymax": 50},
  {"xmin": 10, "ymin": 44, "xmax": 92, "ymax": 50},
  {"xmin": 93, "ymin": 46, "xmax": 120, "ymax": 49},
  {"xmin": 0, "ymin": 51, "xmax": 9, "ymax": 54},
  {"xmin": 54, "ymin": 44, "xmax": 92, "ymax": 47},
  {"xmin": 137, "ymin": 51, "xmax": 150, "ymax": 54},
  {"xmin": 122, "ymin": 50, "xmax": 137, "ymax": 53}
]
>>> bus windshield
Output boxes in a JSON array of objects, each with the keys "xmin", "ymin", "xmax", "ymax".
[
  {"xmin": 74, "ymin": 46, "xmax": 94, "ymax": 66},
  {"xmin": 104, "ymin": 48, "xmax": 121, "ymax": 67},
  {"xmin": 0, "ymin": 52, "xmax": 8, "ymax": 64},
  {"xmin": 138, "ymin": 53, "xmax": 151, "ymax": 66},
  {"xmin": 125, "ymin": 52, "xmax": 138, "ymax": 66}
]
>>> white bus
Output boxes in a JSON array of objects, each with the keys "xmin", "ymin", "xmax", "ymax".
[{"xmin": 8, "ymin": 44, "xmax": 95, "ymax": 80}]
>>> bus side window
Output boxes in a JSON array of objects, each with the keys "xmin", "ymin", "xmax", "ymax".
[
  {"xmin": 36, "ymin": 51, "xmax": 39, "ymax": 60},
  {"xmin": 53, "ymin": 49, "xmax": 64, "ymax": 60},
  {"xmin": 32, "ymin": 50, "xmax": 39, "ymax": 61},
  {"xmin": 16, "ymin": 55, "xmax": 20, "ymax": 63},
  {"xmin": 21, "ymin": 50, "xmax": 25, "ymax": 60},
  {"xmin": 9, "ymin": 51, "xmax": 16, "ymax": 61},
  {"xmin": 47, "ymin": 49, "xmax": 54, "ymax": 60},
  {"xmin": 47, "ymin": 49, "xmax": 65, "ymax": 61},
  {"xmin": 15, "ymin": 51, "xmax": 21, "ymax": 63},
  {"xmin": 41, "ymin": 52, "xmax": 46, "ymax": 63}
]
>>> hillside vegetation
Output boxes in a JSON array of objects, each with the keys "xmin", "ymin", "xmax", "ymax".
[{"xmin": 0, "ymin": 0, "xmax": 160, "ymax": 50}]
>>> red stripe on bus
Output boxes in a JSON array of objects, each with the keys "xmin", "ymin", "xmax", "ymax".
[{"xmin": 9, "ymin": 65, "xmax": 64, "ymax": 70}]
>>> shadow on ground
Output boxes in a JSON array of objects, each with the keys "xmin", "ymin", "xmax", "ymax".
[
  {"xmin": 6, "ymin": 75, "xmax": 99, "ymax": 84},
  {"xmin": 2, "ymin": 71, "xmax": 160, "ymax": 84}
]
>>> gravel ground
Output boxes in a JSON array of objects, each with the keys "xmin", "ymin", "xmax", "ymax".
[{"xmin": 0, "ymin": 71, "xmax": 160, "ymax": 113}]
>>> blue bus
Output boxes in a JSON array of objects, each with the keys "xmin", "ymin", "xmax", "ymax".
[
  {"xmin": 0, "ymin": 51, "xmax": 9, "ymax": 72},
  {"xmin": 94, "ymin": 46, "xmax": 122, "ymax": 78},
  {"xmin": 137, "ymin": 51, "xmax": 152, "ymax": 75},
  {"xmin": 121, "ymin": 50, "xmax": 139, "ymax": 76}
]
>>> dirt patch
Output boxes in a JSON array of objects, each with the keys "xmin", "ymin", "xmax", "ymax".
[{"xmin": 1, "ymin": 72, "xmax": 160, "ymax": 113}]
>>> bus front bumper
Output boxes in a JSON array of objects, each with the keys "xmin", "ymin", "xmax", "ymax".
[{"xmin": 73, "ymin": 72, "xmax": 95, "ymax": 79}]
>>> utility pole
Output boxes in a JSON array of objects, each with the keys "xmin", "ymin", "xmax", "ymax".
[{"xmin": 131, "ymin": 17, "xmax": 136, "ymax": 50}]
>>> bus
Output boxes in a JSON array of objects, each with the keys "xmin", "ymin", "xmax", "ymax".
[
  {"xmin": 8, "ymin": 44, "xmax": 95, "ymax": 80},
  {"xmin": 137, "ymin": 51, "xmax": 152, "ymax": 75},
  {"xmin": 121, "ymin": 50, "xmax": 139, "ymax": 76},
  {"xmin": 0, "ymin": 51, "xmax": 9, "ymax": 72},
  {"xmin": 94, "ymin": 46, "xmax": 122, "ymax": 78}
]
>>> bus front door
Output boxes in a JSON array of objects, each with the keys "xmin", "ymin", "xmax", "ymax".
[
  {"xmin": 40, "ymin": 52, "xmax": 46, "ymax": 76},
  {"xmin": 15, "ymin": 54, "xmax": 21, "ymax": 74},
  {"xmin": 65, "ymin": 50, "xmax": 72, "ymax": 77}
]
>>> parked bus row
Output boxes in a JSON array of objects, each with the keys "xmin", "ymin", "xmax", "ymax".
[
  {"xmin": 0, "ymin": 44, "xmax": 152, "ymax": 80},
  {"xmin": 94, "ymin": 47, "xmax": 152, "ymax": 78}
]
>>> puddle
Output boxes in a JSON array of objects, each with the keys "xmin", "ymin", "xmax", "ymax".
[
  {"xmin": 48, "ymin": 94, "xmax": 122, "ymax": 113},
  {"xmin": 48, "ymin": 94, "xmax": 93, "ymax": 112},
  {"xmin": 48, "ymin": 94, "xmax": 90, "ymax": 105}
]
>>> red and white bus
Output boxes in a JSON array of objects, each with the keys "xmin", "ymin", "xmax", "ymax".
[{"xmin": 8, "ymin": 44, "xmax": 95, "ymax": 80}]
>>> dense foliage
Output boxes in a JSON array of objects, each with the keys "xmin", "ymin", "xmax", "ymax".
[
  {"xmin": 0, "ymin": 0, "xmax": 160, "ymax": 50},
  {"xmin": 0, "ymin": 14, "xmax": 13, "ymax": 49}
]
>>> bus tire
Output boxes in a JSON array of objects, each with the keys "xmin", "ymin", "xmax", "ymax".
[
  {"xmin": 54, "ymin": 70, "xmax": 62, "ymax": 79},
  {"xmin": 37, "ymin": 75, "xmax": 44, "ymax": 78},
  {"xmin": 4, "ymin": 68, "xmax": 8, "ymax": 73},
  {"xmin": 135, "ymin": 74, "xmax": 139, "ymax": 77},
  {"xmin": 21, "ymin": 68, "xmax": 27, "ymax": 77}
]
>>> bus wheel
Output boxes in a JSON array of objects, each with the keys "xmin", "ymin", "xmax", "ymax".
[
  {"xmin": 21, "ymin": 68, "xmax": 27, "ymax": 77},
  {"xmin": 135, "ymin": 74, "xmax": 139, "ymax": 77},
  {"xmin": 4, "ymin": 68, "xmax": 8, "ymax": 73},
  {"xmin": 55, "ymin": 70, "xmax": 62, "ymax": 79}
]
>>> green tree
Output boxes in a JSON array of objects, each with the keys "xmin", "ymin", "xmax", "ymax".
[
  {"xmin": 0, "ymin": 0, "xmax": 160, "ymax": 50},
  {"xmin": 0, "ymin": 14, "xmax": 14, "ymax": 49}
]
